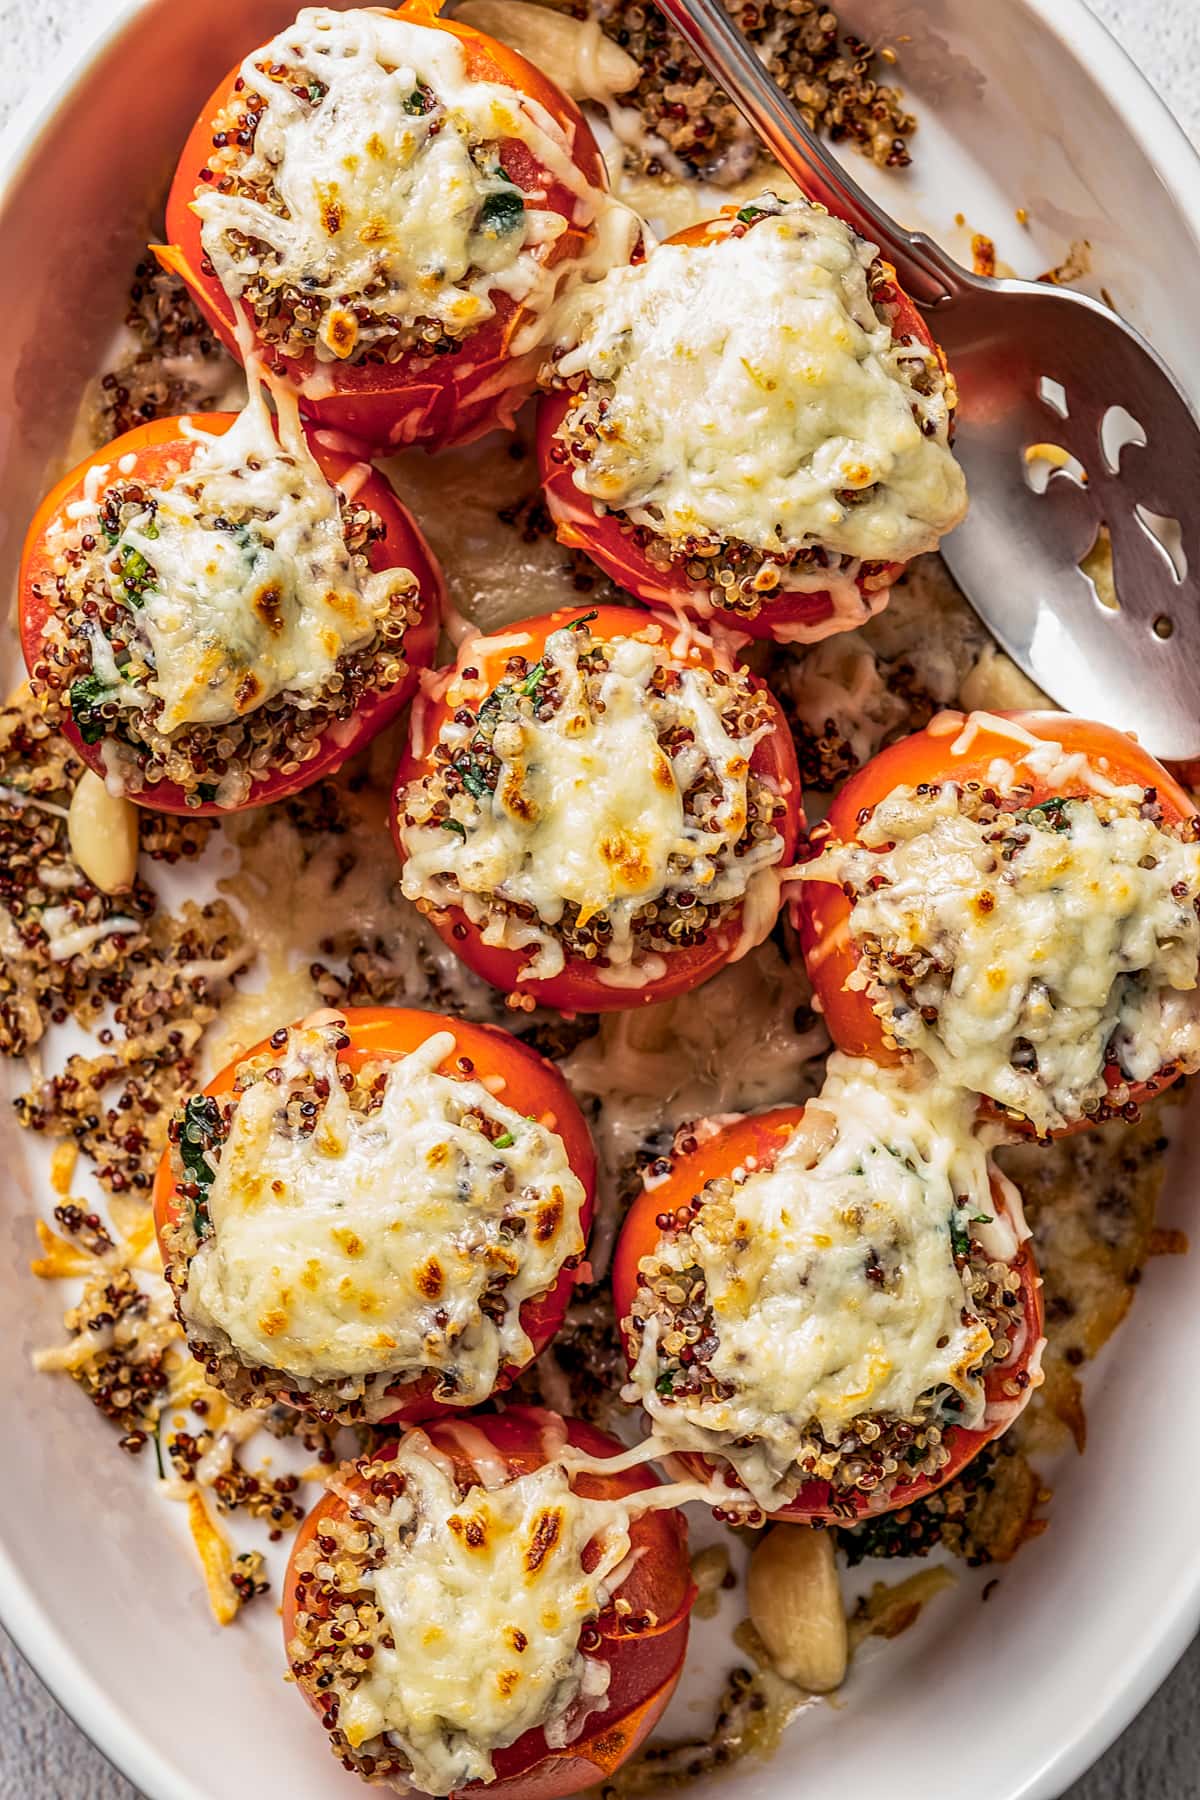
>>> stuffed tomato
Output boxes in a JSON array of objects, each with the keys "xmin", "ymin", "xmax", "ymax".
[
  {"xmin": 161, "ymin": 1, "xmax": 625, "ymax": 450},
  {"xmin": 19, "ymin": 390, "xmax": 441, "ymax": 812},
  {"xmin": 612, "ymin": 1058, "xmax": 1043, "ymax": 1524},
  {"xmin": 284, "ymin": 1407, "xmax": 694, "ymax": 1797},
  {"xmin": 153, "ymin": 1008, "xmax": 595, "ymax": 1421},
  {"xmin": 391, "ymin": 604, "xmax": 803, "ymax": 1012},
  {"xmin": 537, "ymin": 192, "xmax": 965, "ymax": 642},
  {"xmin": 796, "ymin": 708, "xmax": 1200, "ymax": 1137}
]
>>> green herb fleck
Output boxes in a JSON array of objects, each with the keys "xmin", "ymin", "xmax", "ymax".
[
  {"xmin": 117, "ymin": 545, "xmax": 155, "ymax": 605},
  {"xmin": 1020, "ymin": 795, "xmax": 1072, "ymax": 832},
  {"xmin": 476, "ymin": 187, "xmax": 526, "ymax": 238},
  {"xmin": 179, "ymin": 1094, "xmax": 223, "ymax": 1238},
  {"xmin": 69, "ymin": 674, "xmax": 113, "ymax": 745}
]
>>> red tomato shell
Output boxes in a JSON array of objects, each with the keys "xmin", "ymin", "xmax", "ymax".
[
  {"xmin": 611, "ymin": 1106, "xmax": 1044, "ymax": 1524},
  {"xmin": 282, "ymin": 1407, "xmax": 694, "ymax": 1800},
  {"xmin": 160, "ymin": 0, "xmax": 613, "ymax": 451},
  {"xmin": 152, "ymin": 1008, "xmax": 596, "ymax": 1420},
  {"xmin": 795, "ymin": 709, "xmax": 1200, "ymax": 1132},
  {"xmin": 19, "ymin": 412, "xmax": 442, "ymax": 815},
  {"xmin": 390, "ymin": 604, "xmax": 804, "ymax": 1012},
  {"xmin": 536, "ymin": 210, "xmax": 948, "ymax": 641}
]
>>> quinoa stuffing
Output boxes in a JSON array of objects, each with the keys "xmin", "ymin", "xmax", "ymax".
[
  {"xmin": 188, "ymin": 6, "xmax": 599, "ymax": 368},
  {"xmin": 542, "ymin": 196, "xmax": 962, "ymax": 624},
  {"xmin": 24, "ymin": 393, "xmax": 425, "ymax": 809},
  {"xmin": 623, "ymin": 1132, "xmax": 1026, "ymax": 1519},
  {"xmin": 92, "ymin": 260, "xmax": 239, "ymax": 444},
  {"xmin": 397, "ymin": 616, "xmax": 789, "ymax": 988},
  {"xmin": 159, "ymin": 1017, "xmax": 587, "ymax": 1420},
  {"xmin": 803, "ymin": 779, "xmax": 1200, "ymax": 1134}
]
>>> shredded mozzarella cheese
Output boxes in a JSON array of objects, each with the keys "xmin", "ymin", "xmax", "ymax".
[
  {"xmin": 55, "ymin": 380, "xmax": 409, "ymax": 735},
  {"xmin": 804, "ymin": 772, "xmax": 1200, "ymax": 1131},
  {"xmin": 548, "ymin": 197, "xmax": 967, "ymax": 565},
  {"xmin": 193, "ymin": 6, "xmax": 608, "ymax": 358},
  {"xmin": 180, "ymin": 1025, "xmax": 586, "ymax": 1398},
  {"xmin": 398, "ymin": 622, "xmax": 785, "ymax": 983},
  {"xmin": 626, "ymin": 1056, "xmax": 1019, "ymax": 1511},
  {"xmin": 333, "ymin": 1442, "xmax": 634, "ymax": 1791}
]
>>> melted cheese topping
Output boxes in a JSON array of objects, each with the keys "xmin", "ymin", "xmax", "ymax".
[
  {"xmin": 399, "ymin": 623, "xmax": 785, "ymax": 982},
  {"xmin": 806, "ymin": 772, "xmax": 1200, "ymax": 1132},
  {"xmin": 194, "ymin": 6, "xmax": 604, "ymax": 357},
  {"xmin": 549, "ymin": 197, "xmax": 967, "ymax": 564},
  {"xmin": 181, "ymin": 1025, "xmax": 586, "ymax": 1397},
  {"xmin": 63, "ymin": 382, "xmax": 406, "ymax": 733},
  {"xmin": 335, "ymin": 1439, "xmax": 633, "ymax": 1791},
  {"xmin": 627, "ymin": 1057, "xmax": 1018, "ymax": 1511}
]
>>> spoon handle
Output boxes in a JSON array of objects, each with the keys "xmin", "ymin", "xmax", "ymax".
[{"xmin": 650, "ymin": 0, "xmax": 970, "ymax": 307}]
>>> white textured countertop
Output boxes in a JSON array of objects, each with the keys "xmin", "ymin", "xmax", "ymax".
[{"xmin": 1, "ymin": 1, "xmax": 1199, "ymax": 1796}]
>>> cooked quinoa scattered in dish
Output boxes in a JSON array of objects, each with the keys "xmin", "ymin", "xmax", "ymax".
[
  {"xmin": 397, "ymin": 615, "xmax": 789, "ymax": 985},
  {"xmin": 573, "ymin": 0, "xmax": 915, "ymax": 185}
]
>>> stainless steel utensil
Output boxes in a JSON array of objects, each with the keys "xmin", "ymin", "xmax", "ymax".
[{"xmin": 651, "ymin": 0, "xmax": 1200, "ymax": 760}]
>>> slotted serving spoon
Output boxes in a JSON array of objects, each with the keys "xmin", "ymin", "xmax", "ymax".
[{"xmin": 651, "ymin": 0, "xmax": 1200, "ymax": 760}]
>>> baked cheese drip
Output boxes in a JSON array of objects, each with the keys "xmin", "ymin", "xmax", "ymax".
[
  {"xmin": 316, "ymin": 1440, "xmax": 633, "ymax": 1791},
  {"xmin": 398, "ymin": 619, "xmax": 787, "ymax": 985},
  {"xmin": 625, "ymin": 1057, "xmax": 1025, "ymax": 1513},
  {"xmin": 173, "ymin": 1022, "xmax": 586, "ymax": 1405},
  {"xmin": 36, "ymin": 378, "xmax": 420, "ymax": 803},
  {"xmin": 194, "ymin": 6, "xmax": 603, "ymax": 364},
  {"xmin": 804, "ymin": 772, "xmax": 1200, "ymax": 1134},
  {"xmin": 547, "ymin": 195, "xmax": 967, "ymax": 574}
]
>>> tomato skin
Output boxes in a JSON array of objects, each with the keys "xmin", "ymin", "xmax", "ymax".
[
  {"xmin": 390, "ymin": 603, "xmax": 804, "ymax": 1012},
  {"xmin": 536, "ymin": 209, "xmax": 945, "ymax": 641},
  {"xmin": 795, "ymin": 709, "xmax": 1200, "ymax": 1133},
  {"xmin": 612, "ymin": 1106, "xmax": 1043, "ymax": 1524},
  {"xmin": 161, "ymin": 0, "xmax": 611, "ymax": 452},
  {"xmin": 153, "ymin": 1008, "xmax": 596, "ymax": 1421},
  {"xmin": 18, "ymin": 412, "xmax": 442, "ymax": 815},
  {"xmin": 282, "ymin": 1408, "xmax": 694, "ymax": 1800}
]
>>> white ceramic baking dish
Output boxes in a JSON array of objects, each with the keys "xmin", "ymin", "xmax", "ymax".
[{"xmin": 1, "ymin": 2, "xmax": 1199, "ymax": 1797}]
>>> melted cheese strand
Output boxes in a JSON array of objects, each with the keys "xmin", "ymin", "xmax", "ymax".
[
  {"xmin": 548, "ymin": 197, "xmax": 967, "ymax": 564},
  {"xmin": 181, "ymin": 1025, "xmax": 586, "ymax": 1399}
]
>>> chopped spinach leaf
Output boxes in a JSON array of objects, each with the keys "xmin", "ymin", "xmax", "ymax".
[
  {"xmin": 949, "ymin": 1213, "xmax": 970, "ymax": 1260},
  {"xmin": 69, "ymin": 674, "xmax": 113, "ymax": 745},
  {"xmin": 178, "ymin": 1094, "xmax": 224, "ymax": 1237},
  {"xmin": 476, "ymin": 187, "xmax": 526, "ymax": 238},
  {"xmin": 442, "ymin": 817, "xmax": 467, "ymax": 838}
]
